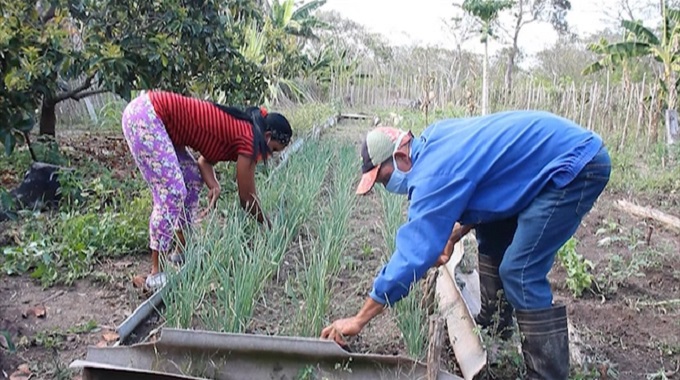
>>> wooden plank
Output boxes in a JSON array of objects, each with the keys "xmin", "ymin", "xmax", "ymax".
[{"xmin": 615, "ymin": 199, "xmax": 680, "ymax": 233}]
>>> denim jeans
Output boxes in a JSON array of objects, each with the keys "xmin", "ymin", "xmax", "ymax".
[{"xmin": 475, "ymin": 145, "xmax": 612, "ymax": 310}]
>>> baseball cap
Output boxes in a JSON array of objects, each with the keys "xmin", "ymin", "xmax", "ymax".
[{"xmin": 356, "ymin": 127, "xmax": 407, "ymax": 195}]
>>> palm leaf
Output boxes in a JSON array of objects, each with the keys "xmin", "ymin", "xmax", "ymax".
[
  {"xmin": 621, "ymin": 20, "xmax": 659, "ymax": 45},
  {"xmin": 666, "ymin": 8, "xmax": 680, "ymax": 24},
  {"xmin": 582, "ymin": 61, "xmax": 606, "ymax": 75},
  {"xmin": 292, "ymin": 0, "xmax": 327, "ymax": 20},
  {"xmin": 281, "ymin": 0, "xmax": 295, "ymax": 27},
  {"xmin": 601, "ymin": 41, "xmax": 652, "ymax": 59}
]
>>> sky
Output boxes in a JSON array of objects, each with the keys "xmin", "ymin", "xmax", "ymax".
[{"xmin": 323, "ymin": 0, "xmax": 627, "ymax": 58}]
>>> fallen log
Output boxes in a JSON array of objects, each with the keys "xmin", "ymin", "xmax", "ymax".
[
  {"xmin": 338, "ymin": 112, "xmax": 371, "ymax": 120},
  {"xmin": 615, "ymin": 199, "xmax": 680, "ymax": 233}
]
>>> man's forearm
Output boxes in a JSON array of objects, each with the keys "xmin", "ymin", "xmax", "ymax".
[
  {"xmin": 355, "ymin": 297, "xmax": 385, "ymax": 326},
  {"xmin": 449, "ymin": 223, "xmax": 473, "ymax": 244}
]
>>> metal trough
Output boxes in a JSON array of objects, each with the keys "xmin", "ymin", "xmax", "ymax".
[{"xmin": 70, "ymin": 328, "xmax": 463, "ymax": 380}]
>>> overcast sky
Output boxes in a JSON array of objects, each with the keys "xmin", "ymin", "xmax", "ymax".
[{"xmin": 323, "ymin": 0, "xmax": 637, "ymax": 57}]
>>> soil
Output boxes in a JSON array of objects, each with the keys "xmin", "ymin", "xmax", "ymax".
[{"xmin": 1, "ymin": 120, "xmax": 679, "ymax": 379}]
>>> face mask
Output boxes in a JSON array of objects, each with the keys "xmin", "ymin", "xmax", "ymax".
[{"xmin": 384, "ymin": 132, "xmax": 412, "ymax": 195}]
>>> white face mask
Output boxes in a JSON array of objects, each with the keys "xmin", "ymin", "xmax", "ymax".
[{"xmin": 384, "ymin": 132, "xmax": 412, "ymax": 195}]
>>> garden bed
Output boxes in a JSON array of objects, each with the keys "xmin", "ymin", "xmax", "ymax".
[{"xmin": 2, "ymin": 117, "xmax": 679, "ymax": 379}]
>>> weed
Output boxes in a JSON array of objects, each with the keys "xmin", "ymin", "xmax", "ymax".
[
  {"xmin": 556, "ymin": 238, "xmax": 594, "ymax": 298},
  {"xmin": 1, "ymin": 330, "xmax": 16, "ymax": 353},
  {"xmin": 29, "ymin": 320, "xmax": 98, "ymax": 349},
  {"xmin": 1, "ymin": 193, "xmax": 151, "ymax": 286}
]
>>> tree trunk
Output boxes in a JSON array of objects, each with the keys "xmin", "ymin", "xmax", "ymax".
[
  {"xmin": 504, "ymin": 46, "xmax": 517, "ymax": 100},
  {"xmin": 39, "ymin": 98, "xmax": 57, "ymax": 136},
  {"xmin": 504, "ymin": 3, "xmax": 523, "ymax": 99},
  {"xmin": 482, "ymin": 40, "xmax": 489, "ymax": 115}
]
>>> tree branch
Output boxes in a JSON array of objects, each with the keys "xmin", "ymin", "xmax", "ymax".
[
  {"xmin": 71, "ymin": 89, "xmax": 108, "ymax": 101},
  {"xmin": 52, "ymin": 75, "xmax": 95, "ymax": 103}
]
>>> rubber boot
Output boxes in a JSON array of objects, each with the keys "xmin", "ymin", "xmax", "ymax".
[
  {"xmin": 475, "ymin": 255, "xmax": 515, "ymax": 340},
  {"xmin": 515, "ymin": 305, "xmax": 570, "ymax": 380}
]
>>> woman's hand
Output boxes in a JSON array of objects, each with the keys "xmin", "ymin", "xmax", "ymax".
[
  {"xmin": 206, "ymin": 185, "xmax": 221, "ymax": 211},
  {"xmin": 197, "ymin": 184, "xmax": 221, "ymax": 221},
  {"xmin": 197, "ymin": 155, "xmax": 220, "ymax": 220}
]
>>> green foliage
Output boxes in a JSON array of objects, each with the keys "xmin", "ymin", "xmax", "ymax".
[
  {"xmin": 0, "ymin": 1, "xmax": 68, "ymax": 153},
  {"xmin": 1, "ymin": 0, "xmax": 330, "ymax": 153},
  {"xmin": 162, "ymin": 136, "xmax": 335, "ymax": 332},
  {"xmin": 377, "ymin": 186, "xmax": 427, "ymax": 359},
  {"xmin": 293, "ymin": 142, "xmax": 357, "ymax": 337},
  {"xmin": 556, "ymin": 238, "xmax": 594, "ymax": 298},
  {"xmin": 462, "ymin": 0, "xmax": 514, "ymax": 41},
  {"xmin": 1, "ymin": 175, "xmax": 150, "ymax": 287},
  {"xmin": 583, "ymin": 4, "xmax": 680, "ymax": 124}
]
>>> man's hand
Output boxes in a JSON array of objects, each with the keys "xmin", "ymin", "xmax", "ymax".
[
  {"xmin": 320, "ymin": 297, "xmax": 384, "ymax": 346},
  {"xmin": 435, "ymin": 238, "xmax": 456, "ymax": 267},
  {"xmin": 320, "ymin": 317, "xmax": 364, "ymax": 346},
  {"xmin": 435, "ymin": 223, "xmax": 473, "ymax": 267}
]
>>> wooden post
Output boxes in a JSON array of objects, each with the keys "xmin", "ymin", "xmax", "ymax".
[
  {"xmin": 426, "ymin": 315, "xmax": 445, "ymax": 380},
  {"xmin": 666, "ymin": 109, "xmax": 678, "ymax": 145}
]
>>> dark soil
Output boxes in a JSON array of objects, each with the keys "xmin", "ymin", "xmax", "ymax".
[{"xmin": 550, "ymin": 194, "xmax": 680, "ymax": 379}]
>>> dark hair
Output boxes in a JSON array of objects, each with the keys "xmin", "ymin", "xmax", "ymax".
[{"xmin": 211, "ymin": 104, "xmax": 292, "ymax": 164}]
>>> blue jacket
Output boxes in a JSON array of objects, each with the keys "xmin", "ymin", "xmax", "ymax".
[{"xmin": 370, "ymin": 110, "xmax": 604, "ymax": 305}]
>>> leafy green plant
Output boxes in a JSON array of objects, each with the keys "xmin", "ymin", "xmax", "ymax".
[
  {"xmin": 1, "ymin": 193, "xmax": 151, "ymax": 287},
  {"xmin": 556, "ymin": 238, "xmax": 594, "ymax": 298}
]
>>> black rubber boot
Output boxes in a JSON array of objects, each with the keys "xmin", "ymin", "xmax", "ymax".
[
  {"xmin": 515, "ymin": 305, "xmax": 570, "ymax": 380},
  {"xmin": 475, "ymin": 255, "xmax": 515, "ymax": 340}
]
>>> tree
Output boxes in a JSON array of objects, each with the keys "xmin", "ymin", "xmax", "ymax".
[
  {"xmin": 1, "ymin": 0, "xmax": 267, "ymax": 155},
  {"xmin": 461, "ymin": 0, "xmax": 514, "ymax": 115},
  {"xmin": 238, "ymin": 0, "xmax": 330, "ymax": 103},
  {"xmin": 501, "ymin": 0, "xmax": 572, "ymax": 96},
  {"xmin": 1, "ymin": 1, "xmax": 78, "ymax": 154},
  {"xmin": 583, "ymin": 2, "xmax": 680, "ymax": 143}
]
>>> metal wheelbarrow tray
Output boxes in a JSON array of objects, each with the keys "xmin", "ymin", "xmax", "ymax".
[{"xmin": 70, "ymin": 328, "xmax": 463, "ymax": 380}]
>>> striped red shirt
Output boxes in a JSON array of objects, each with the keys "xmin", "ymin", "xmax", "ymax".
[{"xmin": 148, "ymin": 91, "xmax": 254, "ymax": 164}]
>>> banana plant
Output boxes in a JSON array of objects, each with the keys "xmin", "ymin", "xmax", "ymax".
[
  {"xmin": 583, "ymin": 2, "xmax": 680, "ymax": 142},
  {"xmin": 269, "ymin": 0, "xmax": 328, "ymax": 41}
]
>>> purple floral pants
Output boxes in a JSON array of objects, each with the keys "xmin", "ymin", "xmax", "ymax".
[{"xmin": 121, "ymin": 93, "xmax": 203, "ymax": 252}]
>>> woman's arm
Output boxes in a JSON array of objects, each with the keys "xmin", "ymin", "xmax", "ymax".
[
  {"xmin": 197, "ymin": 156, "xmax": 221, "ymax": 212},
  {"xmin": 235, "ymin": 154, "xmax": 268, "ymax": 225},
  {"xmin": 198, "ymin": 156, "xmax": 219, "ymax": 189}
]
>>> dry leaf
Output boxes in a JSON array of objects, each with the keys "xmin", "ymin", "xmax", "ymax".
[
  {"xmin": 9, "ymin": 364, "xmax": 31, "ymax": 380},
  {"xmin": 132, "ymin": 275, "xmax": 146, "ymax": 289},
  {"xmin": 95, "ymin": 340, "xmax": 108, "ymax": 348},
  {"xmin": 102, "ymin": 331, "xmax": 119, "ymax": 342},
  {"xmin": 22, "ymin": 305, "xmax": 46, "ymax": 319},
  {"xmin": 114, "ymin": 261, "xmax": 133, "ymax": 269}
]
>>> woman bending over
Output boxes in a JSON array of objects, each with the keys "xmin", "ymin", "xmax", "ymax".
[{"xmin": 121, "ymin": 90, "xmax": 292, "ymax": 289}]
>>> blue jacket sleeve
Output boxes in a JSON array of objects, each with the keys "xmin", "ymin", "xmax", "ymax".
[{"xmin": 369, "ymin": 176, "xmax": 475, "ymax": 305}]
